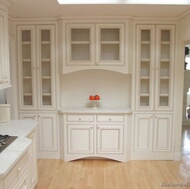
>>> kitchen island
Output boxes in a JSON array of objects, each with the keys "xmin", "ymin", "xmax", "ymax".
[{"xmin": 0, "ymin": 120, "xmax": 38, "ymax": 189}]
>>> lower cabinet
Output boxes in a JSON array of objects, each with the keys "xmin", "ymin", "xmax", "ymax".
[
  {"xmin": 3, "ymin": 151, "xmax": 30, "ymax": 189},
  {"xmin": 62, "ymin": 113, "xmax": 128, "ymax": 162},
  {"xmin": 132, "ymin": 113, "xmax": 174, "ymax": 160},
  {"xmin": 27, "ymin": 131, "xmax": 38, "ymax": 189},
  {"xmin": 20, "ymin": 113, "xmax": 59, "ymax": 159}
]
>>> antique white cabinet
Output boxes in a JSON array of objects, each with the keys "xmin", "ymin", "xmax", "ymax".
[
  {"xmin": 0, "ymin": 2, "xmax": 11, "ymax": 89},
  {"xmin": 17, "ymin": 25, "xmax": 56, "ymax": 110},
  {"xmin": 3, "ymin": 150, "xmax": 30, "ymax": 189},
  {"xmin": 133, "ymin": 24, "xmax": 175, "ymax": 160},
  {"xmin": 61, "ymin": 113, "xmax": 129, "ymax": 162},
  {"xmin": 62, "ymin": 21, "xmax": 129, "ymax": 74},
  {"xmin": 27, "ymin": 131, "xmax": 38, "ymax": 189},
  {"xmin": 20, "ymin": 113, "xmax": 59, "ymax": 159},
  {"xmin": 133, "ymin": 114, "xmax": 173, "ymax": 160},
  {"xmin": 135, "ymin": 25, "xmax": 175, "ymax": 111}
]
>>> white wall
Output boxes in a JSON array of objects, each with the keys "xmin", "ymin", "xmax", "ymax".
[{"xmin": 61, "ymin": 69, "xmax": 131, "ymax": 108}]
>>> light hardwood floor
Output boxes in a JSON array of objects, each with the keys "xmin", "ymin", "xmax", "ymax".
[{"xmin": 35, "ymin": 127, "xmax": 190, "ymax": 189}]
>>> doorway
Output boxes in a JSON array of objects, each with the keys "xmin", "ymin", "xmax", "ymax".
[{"xmin": 182, "ymin": 43, "xmax": 190, "ymax": 155}]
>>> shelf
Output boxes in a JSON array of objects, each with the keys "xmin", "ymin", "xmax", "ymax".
[
  {"xmin": 141, "ymin": 41, "xmax": 150, "ymax": 44},
  {"xmin": 42, "ymin": 76, "xmax": 51, "ymax": 79},
  {"xmin": 160, "ymin": 94, "xmax": 169, "ymax": 97},
  {"xmin": 42, "ymin": 93, "xmax": 51, "ymax": 96},
  {"xmin": 101, "ymin": 41, "xmax": 120, "ymax": 44},
  {"xmin": 23, "ymin": 76, "xmax": 32, "ymax": 79},
  {"xmin": 41, "ymin": 41, "xmax": 50, "ymax": 45},
  {"xmin": 140, "ymin": 94, "xmax": 150, "ymax": 97},
  {"xmin": 22, "ymin": 59, "xmax": 31, "ymax": 62},
  {"xmin": 23, "ymin": 93, "xmax": 32, "ymax": 96},
  {"xmin": 22, "ymin": 42, "xmax": 31, "ymax": 45},
  {"xmin": 71, "ymin": 41, "xmax": 90, "ymax": 44},
  {"xmin": 140, "ymin": 76, "xmax": 150, "ymax": 79}
]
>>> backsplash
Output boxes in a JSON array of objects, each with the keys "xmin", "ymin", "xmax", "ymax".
[{"xmin": 61, "ymin": 70, "xmax": 131, "ymax": 108}]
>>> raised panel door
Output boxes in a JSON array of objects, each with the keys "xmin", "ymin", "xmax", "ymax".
[
  {"xmin": 67, "ymin": 124, "xmax": 94, "ymax": 154},
  {"xmin": 153, "ymin": 114, "xmax": 173, "ymax": 152},
  {"xmin": 97, "ymin": 124, "xmax": 123, "ymax": 154},
  {"xmin": 134, "ymin": 114, "xmax": 153, "ymax": 152},
  {"xmin": 38, "ymin": 114, "xmax": 57, "ymax": 152}
]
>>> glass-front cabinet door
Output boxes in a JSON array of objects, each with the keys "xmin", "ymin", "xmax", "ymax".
[
  {"xmin": 66, "ymin": 24, "xmax": 95, "ymax": 65},
  {"xmin": 136, "ymin": 24, "xmax": 174, "ymax": 111},
  {"xmin": 17, "ymin": 26, "xmax": 36, "ymax": 109},
  {"xmin": 155, "ymin": 26, "xmax": 174, "ymax": 110},
  {"xmin": 17, "ymin": 25, "xmax": 56, "ymax": 110}
]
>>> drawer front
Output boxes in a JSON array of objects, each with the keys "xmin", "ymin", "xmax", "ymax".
[
  {"xmin": 67, "ymin": 114, "xmax": 94, "ymax": 122},
  {"xmin": 97, "ymin": 115, "xmax": 124, "ymax": 122},
  {"xmin": 4, "ymin": 152, "xmax": 28, "ymax": 189}
]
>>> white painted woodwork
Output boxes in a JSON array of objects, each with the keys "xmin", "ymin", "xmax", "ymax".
[
  {"xmin": 20, "ymin": 113, "xmax": 59, "ymax": 159},
  {"xmin": 3, "ymin": 151, "xmax": 30, "ymax": 189},
  {"xmin": 133, "ymin": 114, "xmax": 173, "ymax": 160},
  {"xmin": 135, "ymin": 25, "xmax": 174, "ymax": 111},
  {"xmin": 0, "ymin": 4, "xmax": 11, "ymax": 89},
  {"xmin": 62, "ymin": 113, "xmax": 128, "ymax": 162},
  {"xmin": 97, "ymin": 124, "xmax": 123, "ymax": 154},
  {"xmin": 27, "ymin": 131, "xmax": 38, "ymax": 189},
  {"xmin": 62, "ymin": 20, "xmax": 129, "ymax": 74},
  {"xmin": 67, "ymin": 124, "xmax": 94, "ymax": 154},
  {"xmin": 17, "ymin": 25, "xmax": 56, "ymax": 110}
]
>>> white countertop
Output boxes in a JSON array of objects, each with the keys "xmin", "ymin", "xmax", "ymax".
[
  {"xmin": 0, "ymin": 120, "xmax": 38, "ymax": 178},
  {"xmin": 59, "ymin": 107, "xmax": 133, "ymax": 114}
]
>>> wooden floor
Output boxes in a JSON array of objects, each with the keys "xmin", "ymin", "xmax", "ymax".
[{"xmin": 35, "ymin": 127, "xmax": 190, "ymax": 189}]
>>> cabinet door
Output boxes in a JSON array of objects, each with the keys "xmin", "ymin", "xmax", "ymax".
[
  {"xmin": 153, "ymin": 114, "xmax": 172, "ymax": 152},
  {"xmin": 67, "ymin": 124, "xmax": 94, "ymax": 154},
  {"xmin": 17, "ymin": 26, "xmax": 37, "ymax": 109},
  {"xmin": 0, "ymin": 8, "xmax": 10, "ymax": 88},
  {"xmin": 97, "ymin": 124, "xmax": 123, "ymax": 154},
  {"xmin": 27, "ymin": 131, "xmax": 38, "ymax": 189},
  {"xmin": 96, "ymin": 24, "xmax": 124, "ymax": 65},
  {"xmin": 135, "ymin": 25, "xmax": 155, "ymax": 110},
  {"xmin": 66, "ymin": 24, "xmax": 95, "ymax": 65},
  {"xmin": 36, "ymin": 25, "xmax": 56, "ymax": 110},
  {"xmin": 155, "ymin": 25, "xmax": 174, "ymax": 110},
  {"xmin": 134, "ymin": 114, "xmax": 153, "ymax": 152},
  {"xmin": 38, "ymin": 114, "xmax": 58, "ymax": 151}
]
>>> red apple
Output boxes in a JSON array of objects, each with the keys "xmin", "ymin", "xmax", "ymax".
[
  {"xmin": 95, "ymin": 95, "xmax": 100, "ymax": 100},
  {"xmin": 89, "ymin": 95, "xmax": 95, "ymax": 100}
]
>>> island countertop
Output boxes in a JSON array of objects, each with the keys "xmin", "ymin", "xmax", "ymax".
[{"xmin": 0, "ymin": 120, "xmax": 38, "ymax": 178}]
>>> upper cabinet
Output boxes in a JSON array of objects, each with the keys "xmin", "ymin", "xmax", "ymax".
[
  {"xmin": 62, "ymin": 20, "xmax": 130, "ymax": 74},
  {"xmin": 135, "ymin": 24, "xmax": 175, "ymax": 111},
  {"xmin": 17, "ymin": 25, "xmax": 56, "ymax": 110},
  {"xmin": 0, "ymin": 2, "xmax": 11, "ymax": 89}
]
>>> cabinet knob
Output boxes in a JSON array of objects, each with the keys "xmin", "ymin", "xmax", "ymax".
[
  {"xmin": 79, "ymin": 118, "xmax": 81, "ymax": 121},
  {"xmin": 17, "ymin": 167, "xmax": 21, "ymax": 175},
  {"xmin": 109, "ymin": 118, "xmax": 112, "ymax": 121}
]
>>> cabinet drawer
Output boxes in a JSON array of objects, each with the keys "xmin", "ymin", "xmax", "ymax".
[
  {"xmin": 97, "ymin": 115, "xmax": 124, "ymax": 122},
  {"xmin": 4, "ymin": 152, "xmax": 28, "ymax": 189},
  {"xmin": 67, "ymin": 114, "xmax": 94, "ymax": 122}
]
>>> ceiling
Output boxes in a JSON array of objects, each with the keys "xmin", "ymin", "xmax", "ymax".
[{"xmin": 7, "ymin": 0, "xmax": 190, "ymax": 19}]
